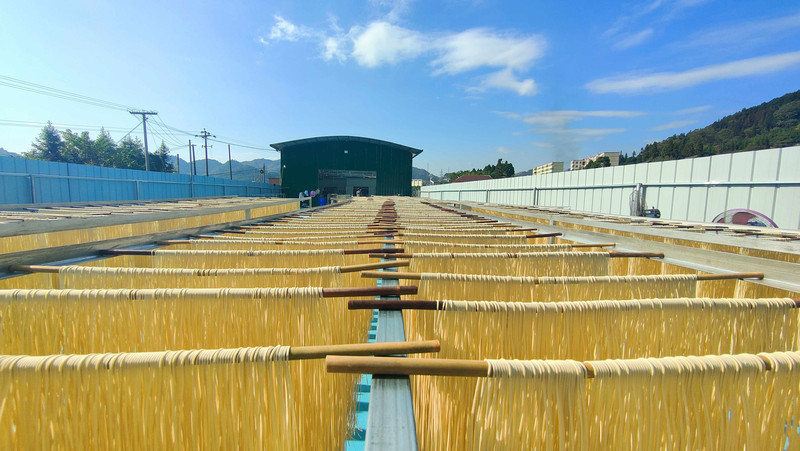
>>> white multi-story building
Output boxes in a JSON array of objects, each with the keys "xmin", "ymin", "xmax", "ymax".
[
  {"xmin": 570, "ymin": 151, "xmax": 620, "ymax": 170},
  {"xmin": 533, "ymin": 161, "xmax": 564, "ymax": 175}
]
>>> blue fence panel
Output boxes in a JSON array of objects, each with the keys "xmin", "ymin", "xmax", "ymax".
[{"xmin": 0, "ymin": 155, "xmax": 278, "ymax": 205}]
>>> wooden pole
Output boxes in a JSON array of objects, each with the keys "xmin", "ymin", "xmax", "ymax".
[
  {"xmin": 289, "ymin": 340, "xmax": 440, "ymax": 359},
  {"xmin": 525, "ymin": 232, "xmax": 563, "ymax": 239},
  {"xmin": 362, "ymin": 271, "xmax": 766, "ymax": 282},
  {"xmin": 571, "ymin": 243, "xmax": 616, "ymax": 248},
  {"xmin": 326, "ymin": 355, "xmax": 490, "ymax": 377},
  {"xmin": 9, "ymin": 264, "xmax": 60, "ymax": 274},
  {"xmin": 348, "ymin": 300, "xmax": 439, "ymax": 310},
  {"xmin": 696, "ymin": 272, "xmax": 764, "ymax": 280},
  {"xmin": 367, "ymin": 251, "xmax": 661, "ymax": 259},
  {"xmin": 361, "ymin": 271, "xmax": 421, "ymax": 280},
  {"xmin": 321, "ymin": 285, "xmax": 417, "ymax": 297},
  {"xmin": 339, "ymin": 260, "xmax": 410, "ymax": 273}
]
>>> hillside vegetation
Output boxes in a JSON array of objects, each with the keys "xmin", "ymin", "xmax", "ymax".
[{"xmin": 623, "ymin": 90, "xmax": 800, "ymax": 164}]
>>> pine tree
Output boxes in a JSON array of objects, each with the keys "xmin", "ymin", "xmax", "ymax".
[{"xmin": 25, "ymin": 122, "xmax": 64, "ymax": 161}]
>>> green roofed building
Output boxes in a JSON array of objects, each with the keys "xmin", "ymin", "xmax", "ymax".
[{"xmin": 271, "ymin": 136, "xmax": 423, "ymax": 199}]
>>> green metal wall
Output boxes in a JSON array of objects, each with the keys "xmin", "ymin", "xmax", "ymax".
[{"xmin": 281, "ymin": 140, "xmax": 414, "ymax": 197}]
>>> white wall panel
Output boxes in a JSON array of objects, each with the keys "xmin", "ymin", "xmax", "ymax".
[{"xmin": 420, "ymin": 146, "xmax": 799, "ymax": 229}]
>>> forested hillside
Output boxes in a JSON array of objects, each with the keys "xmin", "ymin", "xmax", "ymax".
[{"xmin": 623, "ymin": 90, "xmax": 800, "ymax": 164}]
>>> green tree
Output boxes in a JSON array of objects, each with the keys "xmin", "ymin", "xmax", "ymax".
[
  {"xmin": 584, "ymin": 156, "xmax": 611, "ymax": 169},
  {"xmin": 114, "ymin": 137, "xmax": 146, "ymax": 170},
  {"xmin": 25, "ymin": 122, "xmax": 64, "ymax": 161},
  {"xmin": 150, "ymin": 141, "xmax": 175, "ymax": 173},
  {"xmin": 61, "ymin": 129, "xmax": 94, "ymax": 164},
  {"xmin": 93, "ymin": 128, "xmax": 116, "ymax": 166}
]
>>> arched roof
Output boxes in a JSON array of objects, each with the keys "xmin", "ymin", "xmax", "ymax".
[{"xmin": 270, "ymin": 136, "xmax": 423, "ymax": 157}]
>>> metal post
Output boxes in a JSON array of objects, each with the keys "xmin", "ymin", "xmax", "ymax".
[
  {"xmin": 28, "ymin": 175, "xmax": 36, "ymax": 204},
  {"xmin": 228, "ymin": 144, "xmax": 233, "ymax": 180},
  {"xmin": 129, "ymin": 110, "xmax": 158, "ymax": 172}
]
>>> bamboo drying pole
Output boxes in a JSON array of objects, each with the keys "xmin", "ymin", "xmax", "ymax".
[
  {"xmin": 360, "ymin": 271, "xmax": 765, "ymax": 281},
  {"xmin": 327, "ymin": 355, "xmax": 489, "ymax": 377},
  {"xmin": 8, "ymin": 260, "xmax": 410, "ymax": 275},
  {"xmin": 366, "ymin": 250, "xmax": 664, "ymax": 259},
  {"xmin": 321, "ymin": 285, "xmax": 417, "ymax": 297},
  {"xmin": 288, "ymin": 340, "xmax": 440, "ymax": 359},
  {"xmin": 348, "ymin": 297, "xmax": 800, "ymax": 310},
  {"xmin": 326, "ymin": 352, "xmax": 782, "ymax": 377},
  {"xmin": 101, "ymin": 248, "xmax": 406, "ymax": 256}
]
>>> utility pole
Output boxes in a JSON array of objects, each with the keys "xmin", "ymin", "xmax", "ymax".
[
  {"xmin": 195, "ymin": 128, "xmax": 215, "ymax": 177},
  {"xmin": 228, "ymin": 144, "xmax": 233, "ymax": 180},
  {"xmin": 128, "ymin": 110, "xmax": 158, "ymax": 171},
  {"xmin": 189, "ymin": 140, "xmax": 197, "ymax": 175}
]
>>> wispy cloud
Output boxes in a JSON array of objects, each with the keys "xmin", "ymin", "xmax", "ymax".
[
  {"xmin": 604, "ymin": 0, "xmax": 711, "ymax": 49},
  {"xmin": 260, "ymin": 16, "xmax": 546, "ymax": 96},
  {"xmin": 651, "ymin": 120, "xmax": 696, "ymax": 130},
  {"xmin": 540, "ymin": 128, "xmax": 626, "ymax": 136},
  {"xmin": 523, "ymin": 110, "xmax": 646, "ymax": 128},
  {"xmin": 491, "ymin": 110, "xmax": 521, "ymax": 120},
  {"xmin": 613, "ymin": 28, "xmax": 654, "ymax": 49},
  {"xmin": 496, "ymin": 146, "xmax": 513, "ymax": 155},
  {"xmin": 586, "ymin": 51, "xmax": 800, "ymax": 94},
  {"xmin": 674, "ymin": 105, "xmax": 711, "ymax": 114},
  {"xmin": 267, "ymin": 15, "xmax": 313, "ymax": 42},
  {"xmin": 680, "ymin": 12, "xmax": 800, "ymax": 49}
]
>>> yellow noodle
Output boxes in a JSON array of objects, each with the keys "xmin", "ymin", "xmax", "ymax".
[{"xmin": 407, "ymin": 252, "xmax": 609, "ymax": 277}]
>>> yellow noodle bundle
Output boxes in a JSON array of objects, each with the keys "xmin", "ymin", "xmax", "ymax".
[
  {"xmin": 401, "ymin": 233, "xmax": 529, "ymax": 244},
  {"xmin": 145, "ymin": 249, "xmax": 366, "ymax": 268},
  {"xmin": 0, "ymin": 346, "xmax": 356, "ymax": 450},
  {"xmin": 0, "ymin": 287, "xmax": 369, "ymax": 354},
  {"xmin": 406, "ymin": 252, "xmax": 610, "ymax": 277},
  {"xmin": 403, "ymin": 241, "xmax": 572, "ymax": 253},
  {"xmin": 414, "ymin": 351, "xmax": 800, "ymax": 450},
  {"xmin": 55, "ymin": 265, "xmax": 374, "ymax": 289},
  {"xmin": 416, "ymin": 273, "xmax": 698, "ymax": 302},
  {"xmin": 165, "ymin": 239, "xmax": 373, "ymax": 251},
  {"xmin": 404, "ymin": 298, "xmax": 799, "ymax": 361}
]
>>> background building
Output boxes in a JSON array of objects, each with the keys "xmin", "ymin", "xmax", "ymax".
[
  {"xmin": 271, "ymin": 136, "xmax": 422, "ymax": 199},
  {"xmin": 570, "ymin": 152, "xmax": 620, "ymax": 171},
  {"xmin": 533, "ymin": 161, "xmax": 564, "ymax": 175}
]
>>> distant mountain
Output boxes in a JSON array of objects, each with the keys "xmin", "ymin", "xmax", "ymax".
[
  {"xmin": 625, "ymin": 89, "xmax": 800, "ymax": 164},
  {"xmin": 170, "ymin": 156, "xmax": 280, "ymax": 182},
  {"xmin": 515, "ymin": 169, "xmax": 533, "ymax": 176},
  {"xmin": 0, "ymin": 147, "xmax": 20, "ymax": 157},
  {"xmin": 412, "ymin": 167, "xmax": 441, "ymax": 183}
]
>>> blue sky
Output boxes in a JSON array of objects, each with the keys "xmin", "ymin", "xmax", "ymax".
[{"xmin": 1, "ymin": 1, "xmax": 799, "ymax": 174}]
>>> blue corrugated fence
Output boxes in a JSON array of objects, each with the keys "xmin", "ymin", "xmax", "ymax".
[{"xmin": 0, "ymin": 155, "xmax": 280, "ymax": 205}]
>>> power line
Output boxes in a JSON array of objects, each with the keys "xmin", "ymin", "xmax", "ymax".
[{"xmin": 0, "ymin": 75, "xmax": 139, "ymax": 111}]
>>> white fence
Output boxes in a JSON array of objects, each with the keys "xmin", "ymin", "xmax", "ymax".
[{"xmin": 421, "ymin": 146, "xmax": 800, "ymax": 230}]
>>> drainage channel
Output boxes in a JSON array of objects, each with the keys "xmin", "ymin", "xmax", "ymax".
[{"xmin": 345, "ymin": 200, "xmax": 417, "ymax": 450}]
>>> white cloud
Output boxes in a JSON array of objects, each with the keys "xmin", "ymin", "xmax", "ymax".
[
  {"xmin": 613, "ymin": 28, "xmax": 654, "ymax": 49},
  {"xmin": 496, "ymin": 146, "xmax": 513, "ymax": 155},
  {"xmin": 586, "ymin": 51, "xmax": 800, "ymax": 94},
  {"xmin": 524, "ymin": 110, "xmax": 645, "ymax": 127},
  {"xmin": 674, "ymin": 105, "xmax": 711, "ymax": 114},
  {"xmin": 651, "ymin": 120, "xmax": 696, "ymax": 130},
  {"xmin": 369, "ymin": 0, "xmax": 416, "ymax": 22},
  {"xmin": 267, "ymin": 16, "xmax": 311, "ymax": 42},
  {"xmin": 351, "ymin": 22, "xmax": 428, "ymax": 67},
  {"xmin": 323, "ymin": 36, "xmax": 348, "ymax": 62},
  {"xmin": 491, "ymin": 110, "xmax": 521, "ymax": 120},
  {"xmin": 263, "ymin": 15, "xmax": 547, "ymax": 96},
  {"xmin": 681, "ymin": 12, "xmax": 800, "ymax": 48},
  {"xmin": 431, "ymin": 28, "xmax": 546, "ymax": 75},
  {"xmin": 540, "ymin": 128, "xmax": 626, "ymax": 136},
  {"xmin": 475, "ymin": 68, "xmax": 537, "ymax": 96}
]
